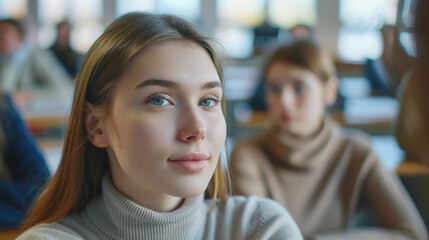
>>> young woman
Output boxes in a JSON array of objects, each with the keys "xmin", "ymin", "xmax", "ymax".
[
  {"xmin": 230, "ymin": 41, "xmax": 427, "ymax": 240},
  {"xmin": 17, "ymin": 13, "xmax": 302, "ymax": 239},
  {"xmin": 0, "ymin": 94, "xmax": 50, "ymax": 230}
]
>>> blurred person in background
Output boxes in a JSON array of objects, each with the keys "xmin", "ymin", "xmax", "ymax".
[
  {"xmin": 252, "ymin": 20, "xmax": 280, "ymax": 57},
  {"xmin": 230, "ymin": 41, "xmax": 427, "ymax": 240},
  {"xmin": 394, "ymin": 0, "xmax": 429, "ymax": 230},
  {"xmin": 0, "ymin": 18, "xmax": 73, "ymax": 103},
  {"xmin": 364, "ymin": 25, "xmax": 397, "ymax": 97},
  {"xmin": 286, "ymin": 24, "xmax": 314, "ymax": 44},
  {"xmin": 0, "ymin": 94, "xmax": 50, "ymax": 230},
  {"xmin": 250, "ymin": 25, "xmax": 315, "ymax": 111},
  {"xmin": 49, "ymin": 20, "xmax": 80, "ymax": 79},
  {"xmin": 395, "ymin": 0, "xmax": 429, "ymax": 165}
]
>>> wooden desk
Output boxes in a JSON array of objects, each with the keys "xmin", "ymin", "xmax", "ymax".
[
  {"xmin": 17, "ymin": 98, "xmax": 71, "ymax": 130},
  {"xmin": 330, "ymin": 111, "xmax": 392, "ymax": 129},
  {"xmin": 241, "ymin": 111, "xmax": 392, "ymax": 131},
  {"xmin": 397, "ymin": 160, "xmax": 429, "ymax": 176},
  {"xmin": 0, "ymin": 228, "xmax": 20, "ymax": 240},
  {"xmin": 25, "ymin": 115, "xmax": 68, "ymax": 130}
]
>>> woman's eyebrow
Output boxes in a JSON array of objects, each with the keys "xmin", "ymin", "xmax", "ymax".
[
  {"xmin": 135, "ymin": 79, "xmax": 179, "ymax": 89},
  {"xmin": 135, "ymin": 79, "xmax": 222, "ymax": 90},
  {"xmin": 201, "ymin": 81, "xmax": 222, "ymax": 90}
]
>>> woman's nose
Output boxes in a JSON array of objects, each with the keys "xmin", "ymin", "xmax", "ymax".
[
  {"xmin": 177, "ymin": 107, "xmax": 207, "ymax": 143},
  {"xmin": 280, "ymin": 88, "xmax": 296, "ymax": 111}
]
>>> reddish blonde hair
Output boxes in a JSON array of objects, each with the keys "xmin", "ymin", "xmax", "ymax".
[{"xmin": 22, "ymin": 12, "xmax": 229, "ymax": 230}]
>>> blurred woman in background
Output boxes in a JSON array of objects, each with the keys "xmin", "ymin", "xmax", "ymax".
[
  {"xmin": 230, "ymin": 41, "xmax": 427, "ymax": 240},
  {"xmin": 395, "ymin": 0, "xmax": 429, "ymax": 165}
]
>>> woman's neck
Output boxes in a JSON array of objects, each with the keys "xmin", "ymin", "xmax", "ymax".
[
  {"xmin": 279, "ymin": 119, "xmax": 324, "ymax": 141},
  {"xmin": 263, "ymin": 116, "xmax": 336, "ymax": 169},
  {"xmin": 110, "ymin": 172, "xmax": 184, "ymax": 212}
]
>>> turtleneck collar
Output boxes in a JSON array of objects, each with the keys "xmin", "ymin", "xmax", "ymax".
[
  {"xmin": 84, "ymin": 174, "xmax": 206, "ymax": 239},
  {"xmin": 259, "ymin": 116, "xmax": 339, "ymax": 170}
]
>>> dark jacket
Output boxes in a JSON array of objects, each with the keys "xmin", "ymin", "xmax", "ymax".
[{"xmin": 0, "ymin": 95, "xmax": 50, "ymax": 229}]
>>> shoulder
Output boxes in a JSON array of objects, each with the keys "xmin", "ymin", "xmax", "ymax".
[
  {"xmin": 17, "ymin": 223, "xmax": 84, "ymax": 240},
  {"xmin": 0, "ymin": 95, "xmax": 25, "ymax": 130},
  {"xmin": 336, "ymin": 127, "xmax": 376, "ymax": 155},
  {"xmin": 0, "ymin": 94, "xmax": 13, "ymax": 106},
  {"xmin": 335, "ymin": 127, "xmax": 382, "ymax": 169},
  {"xmin": 224, "ymin": 195, "xmax": 293, "ymax": 220},
  {"xmin": 28, "ymin": 48, "xmax": 60, "ymax": 67},
  {"xmin": 233, "ymin": 133, "xmax": 265, "ymax": 150},
  {"xmin": 230, "ymin": 134, "xmax": 270, "ymax": 174},
  {"xmin": 0, "ymin": 94, "xmax": 14, "ymax": 114},
  {"xmin": 231, "ymin": 132, "xmax": 268, "ymax": 159},
  {"xmin": 29, "ymin": 48, "xmax": 51, "ymax": 58},
  {"xmin": 210, "ymin": 196, "xmax": 303, "ymax": 239},
  {"xmin": 337, "ymin": 126, "xmax": 370, "ymax": 144}
]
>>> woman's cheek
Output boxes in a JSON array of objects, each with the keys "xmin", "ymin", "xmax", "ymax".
[
  {"xmin": 266, "ymin": 95, "xmax": 279, "ymax": 112},
  {"xmin": 302, "ymin": 95, "xmax": 325, "ymax": 119},
  {"xmin": 205, "ymin": 115, "xmax": 225, "ymax": 148},
  {"xmin": 212, "ymin": 117, "xmax": 226, "ymax": 142}
]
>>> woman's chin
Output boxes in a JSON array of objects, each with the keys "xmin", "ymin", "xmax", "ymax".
[
  {"xmin": 276, "ymin": 123, "xmax": 294, "ymax": 134},
  {"xmin": 168, "ymin": 183, "xmax": 208, "ymax": 199}
]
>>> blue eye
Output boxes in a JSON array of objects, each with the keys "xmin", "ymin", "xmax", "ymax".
[
  {"xmin": 199, "ymin": 96, "xmax": 220, "ymax": 108},
  {"xmin": 148, "ymin": 97, "xmax": 170, "ymax": 106},
  {"xmin": 200, "ymin": 99, "xmax": 215, "ymax": 107},
  {"xmin": 294, "ymin": 82, "xmax": 306, "ymax": 94},
  {"xmin": 267, "ymin": 83, "xmax": 282, "ymax": 94}
]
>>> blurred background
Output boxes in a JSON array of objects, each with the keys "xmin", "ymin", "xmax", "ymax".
[
  {"xmin": 0, "ymin": 0, "xmax": 417, "ymax": 168},
  {"xmin": 0, "ymin": 0, "xmax": 406, "ymax": 60},
  {"xmin": 0, "ymin": 0, "xmax": 427, "ymax": 234}
]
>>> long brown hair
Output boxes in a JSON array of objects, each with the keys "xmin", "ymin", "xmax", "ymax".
[{"xmin": 22, "ymin": 12, "xmax": 229, "ymax": 230}]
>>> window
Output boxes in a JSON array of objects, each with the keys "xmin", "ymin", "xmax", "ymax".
[
  {"xmin": 0, "ymin": 0, "xmax": 27, "ymax": 19},
  {"xmin": 401, "ymin": 0, "xmax": 416, "ymax": 28},
  {"xmin": 116, "ymin": 0, "xmax": 154, "ymax": 17},
  {"xmin": 215, "ymin": 26, "xmax": 255, "ymax": 59},
  {"xmin": 38, "ymin": 0, "xmax": 104, "ymax": 54},
  {"xmin": 215, "ymin": 0, "xmax": 264, "ymax": 58},
  {"xmin": 216, "ymin": 0, "xmax": 317, "ymax": 58},
  {"xmin": 337, "ymin": 0, "xmax": 399, "ymax": 62},
  {"xmin": 217, "ymin": 0, "xmax": 265, "ymax": 27},
  {"xmin": 398, "ymin": 0, "xmax": 417, "ymax": 57},
  {"xmin": 268, "ymin": 0, "xmax": 316, "ymax": 28},
  {"xmin": 116, "ymin": 0, "xmax": 200, "ymax": 22}
]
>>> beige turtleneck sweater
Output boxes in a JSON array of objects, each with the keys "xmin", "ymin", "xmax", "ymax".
[
  {"xmin": 17, "ymin": 174, "xmax": 303, "ymax": 240},
  {"xmin": 230, "ymin": 117, "xmax": 427, "ymax": 240}
]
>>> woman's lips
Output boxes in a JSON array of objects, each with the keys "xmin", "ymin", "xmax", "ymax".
[
  {"xmin": 168, "ymin": 153, "xmax": 209, "ymax": 173},
  {"xmin": 281, "ymin": 114, "xmax": 292, "ymax": 123}
]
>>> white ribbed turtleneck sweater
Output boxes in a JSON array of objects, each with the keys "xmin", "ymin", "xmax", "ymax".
[{"xmin": 18, "ymin": 174, "xmax": 303, "ymax": 240}]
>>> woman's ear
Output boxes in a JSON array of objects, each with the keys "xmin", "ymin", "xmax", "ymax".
[
  {"xmin": 324, "ymin": 77, "xmax": 338, "ymax": 106},
  {"xmin": 85, "ymin": 103, "xmax": 109, "ymax": 148}
]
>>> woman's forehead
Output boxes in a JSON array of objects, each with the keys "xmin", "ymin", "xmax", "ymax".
[{"xmin": 120, "ymin": 41, "xmax": 220, "ymax": 85}]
